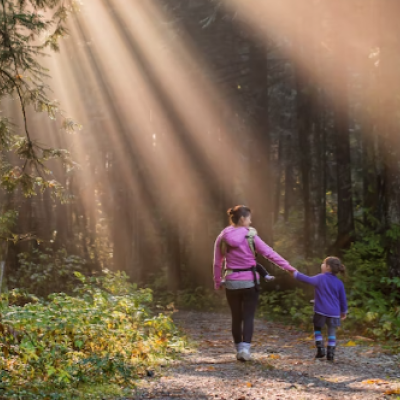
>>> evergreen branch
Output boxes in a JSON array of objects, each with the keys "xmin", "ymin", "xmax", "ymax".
[{"xmin": 1, "ymin": 0, "xmax": 33, "ymax": 147}]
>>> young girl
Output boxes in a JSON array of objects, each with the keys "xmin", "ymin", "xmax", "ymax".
[{"xmin": 292, "ymin": 257, "xmax": 347, "ymax": 361}]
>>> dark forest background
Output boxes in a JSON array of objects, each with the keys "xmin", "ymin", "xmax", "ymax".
[
  {"xmin": 2, "ymin": 0, "xmax": 400, "ymax": 326},
  {"xmin": 2, "ymin": 2, "xmax": 400, "ymax": 397}
]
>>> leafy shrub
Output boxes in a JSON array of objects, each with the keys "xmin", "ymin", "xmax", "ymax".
[
  {"xmin": 258, "ymin": 288, "xmax": 313, "ymax": 328},
  {"xmin": 148, "ymin": 267, "xmax": 227, "ymax": 311},
  {"xmin": 5, "ymin": 288, "xmax": 39, "ymax": 306},
  {"xmin": 0, "ymin": 209, "xmax": 18, "ymax": 242},
  {"xmin": 8, "ymin": 247, "xmax": 88, "ymax": 297},
  {"xmin": 343, "ymin": 230, "xmax": 400, "ymax": 340},
  {"xmin": 176, "ymin": 286, "xmax": 227, "ymax": 311},
  {"xmin": 152, "ymin": 286, "xmax": 227, "ymax": 311},
  {"xmin": 0, "ymin": 270, "xmax": 186, "ymax": 399}
]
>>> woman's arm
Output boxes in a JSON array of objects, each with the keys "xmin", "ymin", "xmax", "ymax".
[
  {"xmin": 213, "ymin": 235, "xmax": 224, "ymax": 289},
  {"xmin": 254, "ymin": 236, "xmax": 296, "ymax": 272},
  {"xmin": 293, "ymin": 271, "xmax": 321, "ymax": 286}
]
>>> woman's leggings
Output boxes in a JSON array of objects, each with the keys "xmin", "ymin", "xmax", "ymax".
[{"xmin": 226, "ymin": 287, "xmax": 259, "ymax": 344}]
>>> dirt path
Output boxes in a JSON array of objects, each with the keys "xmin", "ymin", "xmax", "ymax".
[{"xmin": 134, "ymin": 311, "xmax": 400, "ymax": 400}]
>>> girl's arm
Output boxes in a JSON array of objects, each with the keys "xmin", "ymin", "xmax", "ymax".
[
  {"xmin": 294, "ymin": 271, "xmax": 321, "ymax": 286},
  {"xmin": 339, "ymin": 283, "xmax": 348, "ymax": 314},
  {"xmin": 254, "ymin": 236, "xmax": 296, "ymax": 272},
  {"xmin": 213, "ymin": 235, "xmax": 224, "ymax": 289}
]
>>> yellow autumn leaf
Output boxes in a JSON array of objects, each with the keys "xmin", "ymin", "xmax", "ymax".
[
  {"xmin": 384, "ymin": 388, "xmax": 400, "ymax": 395},
  {"xmin": 344, "ymin": 340, "xmax": 357, "ymax": 347},
  {"xmin": 246, "ymin": 382, "xmax": 252, "ymax": 387},
  {"xmin": 362, "ymin": 379, "xmax": 389, "ymax": 385},
  {"xmin": 269, "ymin": 354, "xmax": 281, "ymax": 359}
]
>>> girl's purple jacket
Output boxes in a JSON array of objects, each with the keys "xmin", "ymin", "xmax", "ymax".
[{"xmin": 294, "ymin": 271, "xmax": 348, "ymax": 318}]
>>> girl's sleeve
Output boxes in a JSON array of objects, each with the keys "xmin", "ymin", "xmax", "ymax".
[
  {"xmin": 213, "ymin": 235, "xmax": 224, "ymax": 289},
  {"xmin": 339, "ymin": 283, "xmax": 348, "ymax": 314},
  {"xmin": 254, "ymin": 236, "xmax": 296, "ymax": 272},
  {"xmin": 294, "ymin": 271, "xmax": 321, "ymax": 286}
]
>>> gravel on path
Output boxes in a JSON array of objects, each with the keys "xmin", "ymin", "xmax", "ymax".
[{"xmin": 133, "ymin": 311, "xmax": 400, "ymax": 400}]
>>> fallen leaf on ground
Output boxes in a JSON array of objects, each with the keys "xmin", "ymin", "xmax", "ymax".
[
  {"xmin": 195, "ymin": 366, "xmax": 216, "ymax": 371},
  {"xmin": 269, "ymin": 354, "xmax": 281, "ymax": 359},
  {"xmin": 344, "ymin": 340, "xmax": 357, "ymax": 347},
  {"xmin": 354, "ymin": 335, "xmax": 374, "ymax": 342},
  {"xmin": 384, "ymin": 388, "xmax": 400, "ymax": 395},
  {"xmin": 362, "ymin": 379, "xmax": 390, "ymax": 385},
  {"xmin": 246, "ymin": 382, "xmax": 252, "ymax": 387}
]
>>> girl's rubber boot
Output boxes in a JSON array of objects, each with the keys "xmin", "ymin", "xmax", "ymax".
[
  {"xmin": 327, "ymin": 346, "xmax": 335, "ymax": 362},
  {"xmin": 237, "ymin": 342, "xmax": 252, "ymax": 362},
  {"xmin": 315, "ymin": 347, "xmax": 326, "ymax": 359},
  {"xmin": 315, "ymin": 341, "xmax": 326, "ymax": 359}
]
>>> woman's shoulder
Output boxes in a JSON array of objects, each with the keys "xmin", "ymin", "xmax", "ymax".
[
  {"xmin": 247, "ymin": 227, "xmax": 258, "ymax": 236},
  {"xmin": 220, "ymin": 225, "xmax": 248, "ymax": 234}
]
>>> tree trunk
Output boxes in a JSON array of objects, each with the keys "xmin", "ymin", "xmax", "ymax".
[
  {"xmin": 330, "ymin": 4, "xmax": 355, "ymax": 251},
  {"xmin": 167, "ymin": 222, "xmax": 181, "ymax": 292},
  {"xmin": 274, "ymin": 137, "xmax": 283, "ymax": 223},
  {"xmin": 248, "ymin": 39, "xmax": 273, "ymax": 244},
  {"xmin": 284, "ymin": 134, "xmax": 294, "ymax": 223},
  {"xmin": 378, "ymin": 0, "xmax": 400, "ymax": 277},
  {"xmin": 296, "ymin": 69, "xmax": 313, "ymax": 257},
  {"xmin": 319, "ymin": 112, "xmax": 327, "ymax": 248},
  {"xmin": 294, "ymin": 10, "xmax": 325, "ymax": 257}
]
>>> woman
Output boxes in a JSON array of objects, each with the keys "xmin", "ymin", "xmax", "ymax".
[{"xmin": 213, "ymin": 205, "xmax": 296, "ymax": 361}]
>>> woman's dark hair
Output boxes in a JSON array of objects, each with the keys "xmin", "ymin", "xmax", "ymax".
[
  {"xmin": 227, "ymin": 205, "xmax": 251, "ymax": 225},
  {"xmin": 324, "ymin": 256, "xmax": 346, "ymax": 275}
]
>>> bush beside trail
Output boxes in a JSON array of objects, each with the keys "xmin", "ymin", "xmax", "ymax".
[{"xmin": 0, "ymin": 271, "xmax": 186, "ymax": 400}]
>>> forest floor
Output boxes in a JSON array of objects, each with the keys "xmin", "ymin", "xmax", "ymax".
[{"xmin": 132, "ymin": 311, "xmax": 400, "ymax": 400}]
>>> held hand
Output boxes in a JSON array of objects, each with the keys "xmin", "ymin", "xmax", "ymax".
[
  {"xmin": 341, "ymin": 313, "xmax": 347, "ymax": 320},
  {"xmin": 288, "ymin": 270, "xmax": 296, "ymax": 278},
  {"xmin": 264, "ymin": 275, "xmax": 275, "ymax": 282}
]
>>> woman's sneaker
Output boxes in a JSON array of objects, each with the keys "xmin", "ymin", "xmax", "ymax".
[
  {"xmin": 235, "ymin": 342, "xmax": 243, "ymax": 360},
  {"xmin": 237, "ymin": 342, "xmax": 252, "ymax": 362}
]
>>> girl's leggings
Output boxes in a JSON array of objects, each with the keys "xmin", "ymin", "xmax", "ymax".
[
  {"xmin": 226, "ymin": 287, "xmax": 259, "ymax": 344},
  {"xmin": 313, "ymin": 313, "xmax": 340, "ymax": 347}
]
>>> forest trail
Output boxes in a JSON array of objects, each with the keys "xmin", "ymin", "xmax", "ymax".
[{"xmin": 133, "ymin": 311, "xmax": 400, "ymax": 400}]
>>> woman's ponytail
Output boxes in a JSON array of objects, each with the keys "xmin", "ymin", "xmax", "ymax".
[{"xmin": 227, "ymin": 205, "xmax": 251, "ymax": 225}]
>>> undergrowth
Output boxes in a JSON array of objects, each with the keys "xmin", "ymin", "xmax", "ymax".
[
  {"xmin": 259, "ymin": 223, "xmax": 400, "ymax": 345},
  {"xmin": 0, "ymin": 270, "xmax": 186, "ymax": 400}
]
